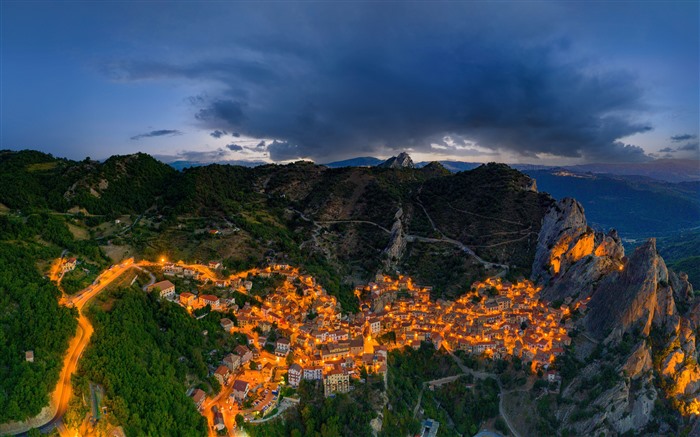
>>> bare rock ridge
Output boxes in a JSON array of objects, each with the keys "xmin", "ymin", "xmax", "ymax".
[
  {"xmin": 532, "ymin": 197, "xmax": 624, "ymax": 302},
  {"xmin": 379, "ymin": 152, "xmax": 414, "ymax": 169},
  {"xmin": 531, "ymin": 198, "xmax": 700, "ymax": 433}
]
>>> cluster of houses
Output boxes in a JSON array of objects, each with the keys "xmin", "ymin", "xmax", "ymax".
[
  {"xmin": 358, "ymin": 275, "xmax": 580, "ymax": 369},
  {"xmin": 164, "ymin": 261, "xmax": 577, "ymax": 424}
]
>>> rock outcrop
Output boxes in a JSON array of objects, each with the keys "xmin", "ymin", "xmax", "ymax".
[
  {"xmin": 531, "ymin": 197, "xmax": 700, "ymax": 434},
  {"xmin": 532, "ymin": 198, "xmax": 624, "ymax": 301},
  {"xmin": 584, "ymin": 239, "xmax": 674, "ymax": 340},
  {"xmin": 379, "ymin": 152, "xmax": 414, "ymax": 169}
]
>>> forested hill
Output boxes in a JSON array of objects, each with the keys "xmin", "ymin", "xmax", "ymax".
[
  {"xmin": 0, "ymin": 150, "xmax": 552, "ymax": 304},
  {"xmin": 0, "ymin": 150, "xmax": 174, "ymax": 214}
]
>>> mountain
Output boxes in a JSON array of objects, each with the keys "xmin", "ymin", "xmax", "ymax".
[
  {"xmin": 324, "ymin": 156, "xmax": 384, "ymax": 168},
  {"xmin": 167, "ymin": 159, "xmax": 268, "ymax": 171},
  {"xmin": 378, "ymin": 152, "xmax": 414, "ymax": 169}
]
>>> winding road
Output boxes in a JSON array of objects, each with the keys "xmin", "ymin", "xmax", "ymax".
[{"xmin": 1, "ymin": 259, "xmax": 136, "ymax": 436}]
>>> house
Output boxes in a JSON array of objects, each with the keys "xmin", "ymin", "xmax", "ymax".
[
  {"xmin": 223, "ymin": 353, "xmax": 241, "ymax": 372},
  {"xmin": 220, "ymin": 318, "xmax": 234, "ymax": 332},
  {"xmin": 212, "ymin": 406, "xmax": 225, "ymax": 431},
  {"xmin": 232, "ymin": 379, "xmax": 250, "ymax": 402},
  {"xmin": 275, "ymin": 338, "xmax": 290, "ymax": 356},
  {"xmin": 163, "ymin": 263, "xmax": 183, "ymax": 276},
  {"xmin": 190, "ymin": 388, "xmax": 206, "ymax": 410},
  {"xmin": 214, "ymin": 365, "xmax": 230, "ymax": 386},
  {"xmin": 235, "ymin": 345, "xmax": 253, "ymax": 364},
  {"xmin": 323, "ymin": 368, "xmax": 350, "ymax": 396},
  {"xmin": 349, "ymin": 337, "xmax": 364, "ymax": 355},
  {"xmin": 368, "ymin": 317, "xmax": 381, "ymax": 335},
  {"xmin": 303, "ymin": 366, "xmax": 323, "ymax": 381},
  {"xmin": 199, "ymin": 294, "xmax": 220, "ymax": 310},
  {"xmin": 208, "ymin": 261, "xmax": 222, "ymax": 270},
  {"xmin": 262, "ymin": 362, "xmax": 274, "ymax": 380},
  {"xmin": 179, "ymin": 292, "xmax": 196, "ymax": 307},
  {"xmin": 288, "ymin": 363, "xmax": 303, "ymax": 387},
  {"xmin": 25, "ymin": 350, "xmax": 34, "ymax": 363},
  {"xmin": 62, "ymin": 257, "xmax": 77, "ymax": 272},
  {"xmin": 151, "ymin": 280, "xmax": 176, "ymax": 299}
]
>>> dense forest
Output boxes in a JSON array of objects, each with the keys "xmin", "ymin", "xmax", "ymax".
[
  {"xmin": 0, "ymin": 215, "xmax": 82, "ymax": 422},
  {"xmin": 74, "ymin": 287, "xmax": 231, "ymax": 435}
]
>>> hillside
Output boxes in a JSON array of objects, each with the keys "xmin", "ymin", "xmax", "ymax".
[{"xmin": 0, "ymin": 151, "xmax": 556, "ymax": 304}]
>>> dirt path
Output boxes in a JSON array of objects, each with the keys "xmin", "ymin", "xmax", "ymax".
[{"xmin": 289, "ymin": 208, "xmax": 509, "ymax": 271}]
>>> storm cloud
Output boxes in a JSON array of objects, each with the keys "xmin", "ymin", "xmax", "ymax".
[
  {"xmin": 101, "ymin": 3, "xmax": 686, "ymax": 163},
  {"xmin": 130, "ymin": 129, "xmax": 182, "ymax": 140}
]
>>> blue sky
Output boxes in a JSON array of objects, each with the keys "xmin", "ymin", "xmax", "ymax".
[{"xmin": 2, "ymin": 1, "xmax": 698, "ymax": 164}]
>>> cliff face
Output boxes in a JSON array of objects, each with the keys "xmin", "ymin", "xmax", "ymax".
[
  {"xmin": 532, "ymin": 198, "xmax": 700, "ymax": 433},
  {"xmin": 532, "ymin": 197, "xmax": 624, "ymax": 302}
]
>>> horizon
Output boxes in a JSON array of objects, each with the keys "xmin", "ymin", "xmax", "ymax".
[
  {"xmin": 2, "ymin": 2, "xmax": 699, "ymax": 166},
  {"xmin": 6, "ymin": 147, "xmax": 699, "ymax": 169}
]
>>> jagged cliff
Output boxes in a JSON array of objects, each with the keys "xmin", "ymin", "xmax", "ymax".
[{"xmin": 532, "ymin": 198, "xmax": 700, "ymax": 434}]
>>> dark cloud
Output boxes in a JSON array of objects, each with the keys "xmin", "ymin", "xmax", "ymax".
[
  {"xmin": 130, "ymin": 129, "xmax": 182, "ymax": 140},
  {"xmin": 232, "ymin": 132, "xmax": 241, "ymax": 137},
  {"xmin": 226, "ymin": 143, "xmax": 243, "ymax": 151},
  {"xmin": 195, "ymin": 99, "xmax": 245, "ymax": 126},
  {"xmin": 671, "ymin": 134, "xmax": 697, "ymax": 142},
  {"xmin": 677, "ymin": 142, "xmax": 699, "ymax": 152},
  {"xmin": 659, "ymin": 147, "xmax": 675, "ymax": 153},
  {"xmin": 266, "ymin": 140, "xmax": 298, "ymax": 160},
  {"xmin": 113, "ymin": 7, "xmax": 656, "ymax": 163},
  {"xmin": 210, "ymin": 130, "xmax": 228, "ymax": 138}
]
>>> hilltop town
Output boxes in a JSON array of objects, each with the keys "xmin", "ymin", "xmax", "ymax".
[{"xmin": 148, "ymin": 260, "xmax": 578, "ymax": 433}]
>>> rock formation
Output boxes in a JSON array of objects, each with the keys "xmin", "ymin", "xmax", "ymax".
[
  {"xmin": 379, "ymin": 152, "xmax": 414, "ymax": 169},
  {"xmin": 531, "ymin": 198, "xmax": 700, "ymax": 434}
]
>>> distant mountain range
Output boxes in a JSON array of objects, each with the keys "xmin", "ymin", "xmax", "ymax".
[
  {"xmin": 165, "ymin": 153, "xmax": 699, "ymax": 183},
  {"xmin": 324, "ymin": 156, "xmax": 699, "ymax": 182}
]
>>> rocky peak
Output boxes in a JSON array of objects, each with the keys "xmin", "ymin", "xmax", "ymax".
[
  {"xmin": 584, "ymin": 238, "xmax": 675, "ymax": 340},
  {"xmin": 379, "ymin": 152, "xmax": 414, "ymax": 169}
]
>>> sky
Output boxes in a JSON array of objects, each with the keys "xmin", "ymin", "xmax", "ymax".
[{"xmin": 2, "ymin": 1, "xmax": 699, "ymax": 165}]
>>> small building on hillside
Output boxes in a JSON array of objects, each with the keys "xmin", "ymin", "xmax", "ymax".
[
  {"xmin": 232, "ymin": 379, "xmax": 250, "ymax": 402},
  {"xmin": 62, "ymin": 257, "xmax": 77, "ymax": 272},
  {"xmin": 220, "ymin": 318, "xmax": 234, "ymax": 332},
  {"xmin": 323, "ymin": 368, "xmax": 349, "ymax": 397},
  {"xmin": 214, "ymin": 365, "xmax": 230, "ymax": 386},
  {"xmin": 179, "ymin": 292, "xmax": 196, "ymax": 306},
  {"xmin": 150, "ymin": 280, "xmax": 176, "ymax": 299},
  {"xmin": 223, "ymin": 353, "xmax": 241, "ymax": 372},
  {"xmin": 235, "ymin": 345, "xmax": 253, "ymax": 364},
  {"xmin": 190, "ymin": 388, "xmax": 206, "ymax": 410},
  {"xmin": 288, "ymin": 363, "xmax": 302, "ymax": 387}
]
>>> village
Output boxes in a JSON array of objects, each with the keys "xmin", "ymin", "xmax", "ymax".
[{"xmin": 146, "ymin": 260, "xmax": 582, "ymax": 435}]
